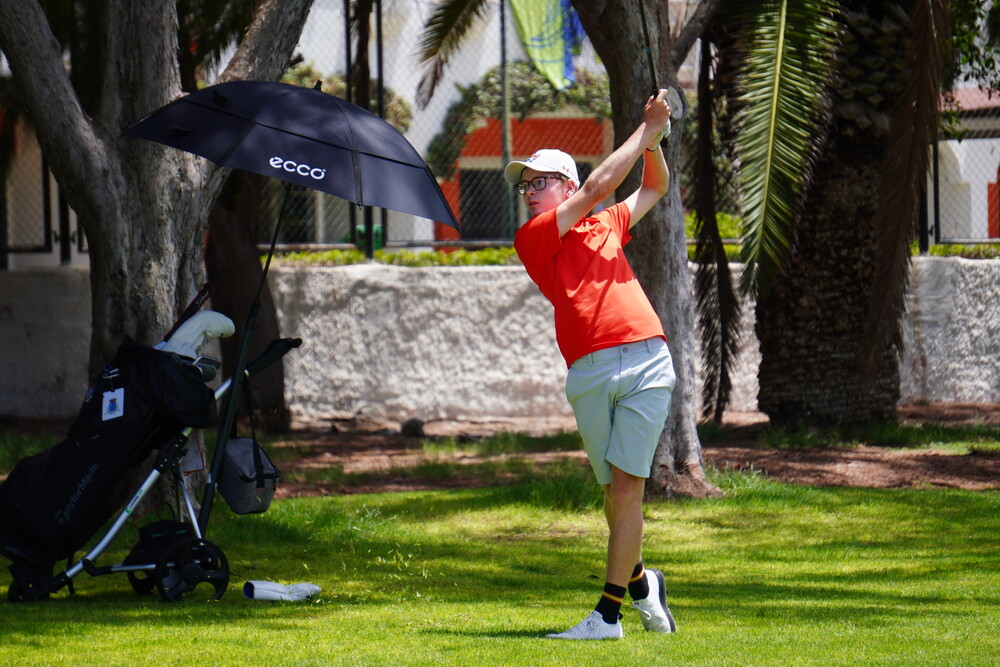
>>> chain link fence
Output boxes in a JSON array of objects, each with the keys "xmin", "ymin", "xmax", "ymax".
[
  {"xmin": 261, "ymin": 0, "xmax": 713, "ymax": 250},
  {"xmin": 3, "ymin": 2, "xmax": 999, "ymax": 266},
  {"xmin": 260, "ymin": 0, "xmax": 622, "ymax": 251},
  {"xmin": 1, "ymin": 122, "xmax": 48, "ymax": 252},
  {"xmin": 930, "ymin": 87, "xmax": 1000, "ymax": 244}
]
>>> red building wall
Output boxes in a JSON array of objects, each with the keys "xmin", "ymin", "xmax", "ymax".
[
  {"xmin": 989, "ymin": 166, "xmax": 999, "ymax": 239},
  {"xmin": 435, "ymin": 116, "xmax": 611, "ymax": 241}
]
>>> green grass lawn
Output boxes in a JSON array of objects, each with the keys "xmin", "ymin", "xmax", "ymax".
[{"xmin": 1, "ymin": 464, "xmax": 997, "ymax": 666}]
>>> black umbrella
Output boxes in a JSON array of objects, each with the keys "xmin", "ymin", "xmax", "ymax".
[
  {"xmin": 125, "ymin": 80, "xmax": 459, "ymax": 529},
  {"xmin": 125, "ymin": 80, "xmax": 459, "ymax": 226}
]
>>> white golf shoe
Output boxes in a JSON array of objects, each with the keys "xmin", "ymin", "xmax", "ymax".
[
  {"xmin": 546, "ymin": 611, "xmax": 623, "ymax": 640},
  {"xmin": 631, "ymin": 568, "xmax": 676, "ymax": 633}
]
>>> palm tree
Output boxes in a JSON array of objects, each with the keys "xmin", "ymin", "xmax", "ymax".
[
  {"xmin": 705, "ymin": 0, "xmax": 949, "ymax": 426},
  {"xmin": 694, "ymin": 0, "xmax": 1000, "ymax": 429}
]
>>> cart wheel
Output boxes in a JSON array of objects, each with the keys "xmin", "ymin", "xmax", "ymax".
[
  {"xmin": 7, "ymin": 576, "xmax": 51, "ymax": 602},
  {"xmin": 7, "ymin": 579, "xmax": 26, "ymax": 602},
  {"xmin": 154, "ymin": 537, "xmax": 229, "ymax": 602},
  {"xmin": 7, "ymin": 564, "xmax": 53, "ymax": 602},
  {"xmin": 127, "ymin": 569, "xmax": 156, "ymax": 596}
]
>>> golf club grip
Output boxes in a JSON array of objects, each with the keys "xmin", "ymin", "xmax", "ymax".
[
  {"xmin": 650, "ymin": 87, "xmax": 684, "ymax": 119},
  {"xmin": 245, "ymin": 337, "xmax": 303, "ymax": 378}
]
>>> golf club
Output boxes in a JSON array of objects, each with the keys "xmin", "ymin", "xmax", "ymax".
[{"xmin": 638, "ymin": 0, "xmax": 686, "ymax": 146}]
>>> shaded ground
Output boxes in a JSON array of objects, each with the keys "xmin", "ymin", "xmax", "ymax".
[
  {"xmin": 3, "ymin": 403, "xmax": 998, "ymax": 494},
  {"xmin": 267, "ymin": 403, "xmax": 1000, "ymax": 496}
]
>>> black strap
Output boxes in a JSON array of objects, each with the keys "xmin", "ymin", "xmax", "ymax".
[
  {"xmin": 240, "ymin": 380, "xmax": 266, "ymax": 489},
  {"xmin": 162, "ymin": 283, "xmax": 214, "ymax": 342}
]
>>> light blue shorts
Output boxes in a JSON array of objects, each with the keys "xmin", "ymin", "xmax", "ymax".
[{"xmin": 565, "ymin": 337, "xmax": 676, "ymax": 485}]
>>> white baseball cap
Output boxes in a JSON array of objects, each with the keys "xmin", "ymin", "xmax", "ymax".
[{"xmin": 504, "ymin": 149, "xmax": 580, "ymax": 188}]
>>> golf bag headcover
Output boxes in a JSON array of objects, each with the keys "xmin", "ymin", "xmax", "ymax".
[
  {"xmin": 0, "ymin": 340, "xmax": 218, "ymax": 568},
  {"xmin": 243, "ymin": 580, "xmax": 321, "ymax": 601},
  {"xmin": 155, "ymin": 310, "xmax": 235, "ymax": 360}
]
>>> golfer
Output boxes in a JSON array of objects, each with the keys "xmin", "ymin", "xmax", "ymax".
[{"xmin": 507, "ymin": 89, "xmax": 676, "ymax": 640}]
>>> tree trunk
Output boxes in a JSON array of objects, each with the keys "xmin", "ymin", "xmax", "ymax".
[
  {"xmin": 0, "ymin": 0, "xmax": 312, "ymax": 517},
  {"xmin": 596, "ymin": 1, "xmax": 719, "ymax": 497},
  {"xmin": 206, "ymin": 172, "xmax": 289, "ymax": 432},
  {"xmin": 755, "ymin": 135, "xmax": 901, "ymax": 426}
]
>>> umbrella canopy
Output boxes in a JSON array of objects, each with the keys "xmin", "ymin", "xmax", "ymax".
[{"xmin": 124, "ymin": 80, "xmax": 459, "ymax": 229}]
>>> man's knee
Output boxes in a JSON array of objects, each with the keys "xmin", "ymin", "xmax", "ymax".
[{"xmin": 608, "ymin": 466, "xmax": 645, "ymax": 504}]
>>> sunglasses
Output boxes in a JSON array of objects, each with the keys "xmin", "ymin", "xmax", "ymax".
[{"xmin": 514, "ymin": 175, "xmax": 565, "ymax": 195}]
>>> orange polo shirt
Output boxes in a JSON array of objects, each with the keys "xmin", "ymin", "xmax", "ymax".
[{"xmin": 514, "ymin": 202, "xmax": 666, "ymax": 367}]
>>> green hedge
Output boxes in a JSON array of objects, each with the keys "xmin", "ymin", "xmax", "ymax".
[
  {"xmin": 274, "ymin": 236, "xmax": 998, "ymax": 268},
  {"xmin": 277, "ymin": 247, "xmax": 521, "ymax": 267}
]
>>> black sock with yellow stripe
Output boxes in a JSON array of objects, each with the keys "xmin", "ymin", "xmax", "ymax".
[
  {"xmin": 628, "ymin": 562, "xmax": 650, "ymax": 600},
  {"xmin": 594, "ymin": 582, "xmax": 627, "ymax": 624}
]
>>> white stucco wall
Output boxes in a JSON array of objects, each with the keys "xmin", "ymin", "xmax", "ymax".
[
  {"xmin": 1, "ymin": 257, "xmax": 998, "ymax": 421},
  {"xmin": 900, "ymin": 257, "xmax": 1000, "ymax": 403},
  {"xmin": 0, "ymin": 267, "xmax": 92, "ymax": 417},
  {"xmin": 270, "ymin": 263, "xmax": 570, "ymax": 422}
]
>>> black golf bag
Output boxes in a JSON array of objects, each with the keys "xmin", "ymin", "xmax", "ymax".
[{"xmin": 0, "ymin": 340, "xmax": 217, "ymax": 581}]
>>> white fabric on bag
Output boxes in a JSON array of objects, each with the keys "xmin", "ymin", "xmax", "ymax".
[{"xmin": 243, "ymin": 580, "xmax": 321, "ymax": 601}]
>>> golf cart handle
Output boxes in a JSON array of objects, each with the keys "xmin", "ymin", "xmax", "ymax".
[{"xmin": 245, "ymin": 337, "xmax": 302, "ymax": 377}]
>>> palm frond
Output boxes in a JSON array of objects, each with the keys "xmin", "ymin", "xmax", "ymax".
[
  {"xmin": 733, "ymin": 0, "xmax": 840, "ymax": 298},
  {"xmin": 415, "ymin": 0, "xmax": 494, "ymax": 107},
  {"xmin": 863, "ymin": 0, "xmax": 949, "ymax": 373},
  {"xmin": 184, "ymin": 0, "xmax": 258, "ymax": 75},
  {"xmin": 695, "ymin": 235, "xmax": 742, "ymax": 422},
  {"xmin": 694, "ymin": 33, "xmax": 741, "ymax": 422}
]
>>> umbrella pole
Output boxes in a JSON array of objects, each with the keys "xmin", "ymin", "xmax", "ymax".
[{"xmin": 198, "ymin": 183, "xmax": 291, "ymax": 532}]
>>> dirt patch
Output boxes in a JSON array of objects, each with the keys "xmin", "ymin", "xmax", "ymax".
[
  {"xmin": 703, "ymin": 445, "xmax": 1000, "ymax": 490},
  {"xmin": 897, "ymin": 401, "xmax": 1000, "ymax": 426},
  {"xmin": 698, "ymin": 404, "xmax": 1000, "ymax": 490},
  {"xmin": 268, "ymin": 405, "xmax": 1000, "ymax": 495},
  {"xmin": 270, "ymin": 417, "xmax": 590, "ymax": 497},
  {"xmin": 5, "ymin": 404, "xmax": 999, "ymax": 494}
]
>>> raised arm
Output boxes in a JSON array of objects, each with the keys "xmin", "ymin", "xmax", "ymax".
[
  {"xmin": 621, "ymin": 137, "xmax": 670, "ymax": 229},
  {"xmin": 555, "ymin": 89, "xmax": 672, "ymax": 236}
]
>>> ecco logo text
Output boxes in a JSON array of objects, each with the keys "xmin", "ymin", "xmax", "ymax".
[{"xmin": 269, "ymin": 156, "xmax": 326, "ymax": 180}]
